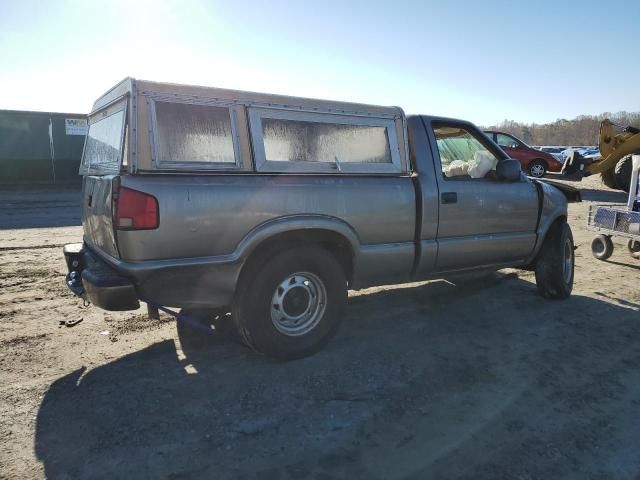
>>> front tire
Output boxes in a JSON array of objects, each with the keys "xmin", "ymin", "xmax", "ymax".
[
  {"xmin": 534, "ymin": 221, "xmax": 574, "ymax": 299},
  {"xmin": 233, "ymin": 247, "xmax": 347, "ymax": 360},
  {"xmin": 528, "ymin": 159, "xmax": 547, "ymax": 178},
  {"xmin": 614, "ymin": 155, "xmax": 633, "ymax": 192}
]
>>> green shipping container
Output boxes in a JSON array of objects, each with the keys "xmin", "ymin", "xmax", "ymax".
[{"xmin": 0, "ymin": 109, "xmax": 87, "ymax": 184}]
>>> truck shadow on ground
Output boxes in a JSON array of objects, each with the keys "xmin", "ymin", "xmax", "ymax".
[{"xmin": 35, "ymin": 275, "xmax": 640, "ymax": 479}]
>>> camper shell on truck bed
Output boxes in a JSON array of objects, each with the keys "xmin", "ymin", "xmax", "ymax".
[
  {"xmin": 66, "ymin": 78, "xmax": 575, "ymax": 359},
  {"xmin": 84, "ymin": 78, "xmax": 408, "ymax": 175}
]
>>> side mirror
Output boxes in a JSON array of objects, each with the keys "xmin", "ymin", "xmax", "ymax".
[{"xmin": 497, "ymin": 158, "xmax": 521, "ymax": 182}]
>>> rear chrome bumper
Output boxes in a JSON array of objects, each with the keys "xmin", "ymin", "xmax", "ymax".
[{"xmin": 63, "ymin": 243, "xmax": 140, "ymax": 311}]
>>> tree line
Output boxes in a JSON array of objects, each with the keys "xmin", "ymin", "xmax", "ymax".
[{"xmin": 486, "ymin": 111, "xmax": 640, "ymax": 147}]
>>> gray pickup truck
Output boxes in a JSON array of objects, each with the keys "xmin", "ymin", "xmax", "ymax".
[{"xmin": 64, "ymin": 78, "xmax": 575, "ymax": 359}]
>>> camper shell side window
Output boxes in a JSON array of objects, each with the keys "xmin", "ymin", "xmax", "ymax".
[
  {"xmin": 148, "ymin": 97, "xmax": 244, "ymax": 170},
  {"xmin": 248, "ymin": 107, "xmax": 402, "ymax": 174}
]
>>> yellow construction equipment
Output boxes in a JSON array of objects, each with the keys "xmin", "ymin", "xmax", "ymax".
[{"xmin": 563, "ymin": 120, "xmax": 640, "ymax": 191}]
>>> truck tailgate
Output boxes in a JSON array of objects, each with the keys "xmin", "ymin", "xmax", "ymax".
[
  {"xmin": 82, "ymin": 175, "xmax": 120, "ymax": 258},
  {"xmin": 80, "ymin": 97, "xmax": 128, "ymax": 259}
]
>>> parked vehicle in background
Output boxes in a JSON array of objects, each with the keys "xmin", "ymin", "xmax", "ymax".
[
  {"xmin": 64, "ymin": 78, "xmax": 575, "ymax": 359},
  {"xmin": 580, "ymin": 148, "xmax": 600, "ymax": 160},
  {"xmin": 484, "ymin": 130, "xmax": 563, "ymax": 177},
  {"xmin": 537, "ymin": 146, "xmax": 565, "ymax": 162}
]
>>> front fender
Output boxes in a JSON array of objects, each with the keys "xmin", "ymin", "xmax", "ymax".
[{"xmin": 527, "ymin": 182, "xmax": 569, "ymax": 262}]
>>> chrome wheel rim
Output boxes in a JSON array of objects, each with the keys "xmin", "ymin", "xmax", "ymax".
[
  {"xmin": 270, "ymin": 272, "xmax": 327, "ymax": 336},
  {"xmin": 530, "ymin": 163, "xmax": 545, "ymax": 177},
  {"xmin": 563, "ymin": 238, "xmax": 573, "ymax": 284}
]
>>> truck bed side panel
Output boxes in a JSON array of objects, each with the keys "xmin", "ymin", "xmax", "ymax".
[{"xmin": 116, "ymin": 174, "xmax": 416, "ymax": 290}]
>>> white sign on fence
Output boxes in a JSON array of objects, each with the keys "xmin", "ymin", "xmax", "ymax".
[{"xmin": 65, "ymin": 118, "xmax": 88, "ymax": 136}]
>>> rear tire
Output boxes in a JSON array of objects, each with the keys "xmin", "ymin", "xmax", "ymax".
[
  {"xmin": 534, "ymin": 221, "xmax": 574, "ymax": 299},
  {"xmin": 233, "ymin": 247, "xmax": 347, "ymax": 360},
  {"xmin": 591, "ymin": 235, "xmax": 614, "ymax": 260},
  {"xmin": 528, "ymin": 159, "xmax": 547, "ymax": 178}
]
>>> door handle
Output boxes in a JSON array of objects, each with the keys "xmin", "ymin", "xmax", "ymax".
[{"xmin": 441, "ymin": 192, "xmax": 457, "ymax": 204}]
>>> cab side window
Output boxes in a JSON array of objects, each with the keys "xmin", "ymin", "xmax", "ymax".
[{"xmin": 434, "ymin": 125, "xmax": 500, "ymax": 179}]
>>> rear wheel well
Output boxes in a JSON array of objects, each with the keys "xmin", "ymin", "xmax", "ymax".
[{"xmin": 238, "ymin": 230, "xmax": 355, "ymax": 287}]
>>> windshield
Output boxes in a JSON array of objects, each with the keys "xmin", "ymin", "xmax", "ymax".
[{"xmin": 81, "ymin": 109, "xmax": 125, "ymax": 173}]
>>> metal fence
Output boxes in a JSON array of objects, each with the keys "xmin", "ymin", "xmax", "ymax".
[{"xmin": 0, "ymin": 109, "xmax": 87, "ymax": 184}]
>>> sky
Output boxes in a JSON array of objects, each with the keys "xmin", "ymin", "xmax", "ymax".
[{"xmin": 0, "ymin": 0, "xmax": 639, "ymax": 126}]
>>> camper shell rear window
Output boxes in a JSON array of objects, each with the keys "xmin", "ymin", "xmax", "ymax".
[{"xmin": 80, "ymin": 99, "xmax": 127, "ymax": 175}]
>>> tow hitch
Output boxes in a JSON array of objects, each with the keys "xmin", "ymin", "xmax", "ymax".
[
  {"xmin": 62, "ymin": 243, "xmax": 139, "ymax": 311},
  {"xmin": 64, "ymin": 243, "xmax": 86, "ymax": 297},
  {"xmin": 66, "ymin": 270, "xmax": 85, "ymax": 297}
]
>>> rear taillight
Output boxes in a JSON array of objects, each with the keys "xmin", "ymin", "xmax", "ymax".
[{"xmin": 114, "ymin": 187, "xmax": 159, "ymax": 230}]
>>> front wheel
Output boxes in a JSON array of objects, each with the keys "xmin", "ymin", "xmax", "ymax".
[
  {"xmin": 233, "ymin": 247, "xmax": 347, "ymax": 360},
  {"xmin": 528, "ymin": 160, "xmax": 547, "ymax": 178},
  {"xmin": 534, "ymin": 221, "xmax": 574, "ymax": 299},
  {"xmin": 614, "ymin": 155, "xmax": 633, "ymax": 192}
]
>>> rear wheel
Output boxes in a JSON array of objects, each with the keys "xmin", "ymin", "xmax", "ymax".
[
  {"xmin": 233, "ymin": 247, "xmax": 347, "ymax": 360},
  {"xmin": 534, "ymin": 221, "xmax": 574, "ymax": 299},
  {"xmin": 591, "ymin": 235, "xmax": 614, "ymax": 260},
  {"xmin": 528, "ymin": 159, "xmax": 547, "ymax": 178}
]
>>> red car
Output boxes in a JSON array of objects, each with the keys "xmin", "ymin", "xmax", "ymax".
[{"xmin": 484, "ymin": 130, "xmax": 563, "ymax": 178}]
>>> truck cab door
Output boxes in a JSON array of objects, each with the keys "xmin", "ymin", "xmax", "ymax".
[{"xmin": 425, "ymin": 119, "xmax": 539, "ymax": 271}]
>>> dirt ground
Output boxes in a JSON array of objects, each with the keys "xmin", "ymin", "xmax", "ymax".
[{"xmin": 1, "ymin": 178, "xmax": 640, "ymax": 480}]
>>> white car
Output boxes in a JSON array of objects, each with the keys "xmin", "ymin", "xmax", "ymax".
[
  {"xmin": 562, "ymin": 147, "xmax": 600, "ymax": 161},
  {"xmin": 537, "ymin": 146, "xmax": 565, "ymax": 163}
]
